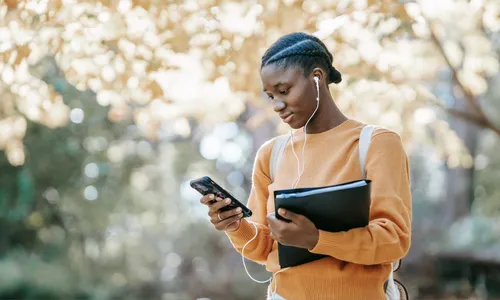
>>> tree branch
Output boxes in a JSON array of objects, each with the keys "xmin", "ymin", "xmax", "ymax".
[
  {"xmin": 446, "ymin": 108, "xmax": 489, "ymax": 127},
  {"xmin": 427, "ymin": 22, "xmax": 483, "ymax": 116},
  {"xmin": 416, "ymin": 11, "xmax": 500, "ymax": 137},
  {"xmin": 423, "ymin": 86, "xmax": 500, "ymax": 136}
]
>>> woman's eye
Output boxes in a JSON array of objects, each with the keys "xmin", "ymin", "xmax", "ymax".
[{"xmin": 279, "ymin": 88, "xmax": 289, "ymax": 95}]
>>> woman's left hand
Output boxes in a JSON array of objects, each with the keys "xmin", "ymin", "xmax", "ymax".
[{"xmin": 266, "ymin": 208, "xmax": 319, "ymax": 250}]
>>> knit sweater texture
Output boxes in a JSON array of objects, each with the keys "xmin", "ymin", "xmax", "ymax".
[{"xmin": 226, "ymin": 119, "xmax": 412, "ymax": 300}]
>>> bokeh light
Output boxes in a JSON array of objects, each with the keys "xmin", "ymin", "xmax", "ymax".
[
  {"xmin": 84, "ymin": 185, "xmax": 98, "ymax": 201},
  {"xmin": 1, "ymin": 1, "xmax": 500, "ymax": 299}
]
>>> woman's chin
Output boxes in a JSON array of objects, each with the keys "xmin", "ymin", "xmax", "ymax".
[
  {"xmin": 282, "ymin": 114, "xmax": 305, "ymax": 129},
  {"xmin": 287, "ymin": 121, "xmax": 304, "ymax": 130}
]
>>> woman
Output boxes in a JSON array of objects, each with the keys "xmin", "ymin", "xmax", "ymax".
[{"xmin": 200, "ymin": 32, "xmax": 412, "ymax": 300}]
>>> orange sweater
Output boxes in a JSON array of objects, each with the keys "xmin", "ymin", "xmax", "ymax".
[{"xmin": 226, "ymin": 119, "xmax": 412, "ymax": 300}]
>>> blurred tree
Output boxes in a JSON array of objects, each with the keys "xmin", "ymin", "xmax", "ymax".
[
  {"xmin": 2, "ymin": 0, "xmax": 499, "ymax": 159},
  {"xmin": 1, "ymin": 0, "xmax": 500, "ymax": 299}
]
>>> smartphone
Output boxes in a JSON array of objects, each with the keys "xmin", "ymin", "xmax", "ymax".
[{"xmin": 190, "ymin": 176, "xmax": 252, "ymax": 218}]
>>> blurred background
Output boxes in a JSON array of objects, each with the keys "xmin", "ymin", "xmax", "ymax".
[{"xmin": 0, "ymin": 0, "xmax": 499, "ymax": 299}]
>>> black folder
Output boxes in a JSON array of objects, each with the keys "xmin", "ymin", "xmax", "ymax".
[{"xmin": 273, "ymin": 179, "xmax": 371, "ymax": 268}]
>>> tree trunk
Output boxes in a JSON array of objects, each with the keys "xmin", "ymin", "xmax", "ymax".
[{"xmin": 443, "ymin": 99, "xmax": 481, "ymax": 226}]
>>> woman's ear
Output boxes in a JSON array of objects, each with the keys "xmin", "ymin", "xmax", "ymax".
[{"xmin": 311, "ymin": 68, "xmax": 325, "ymax": 85}]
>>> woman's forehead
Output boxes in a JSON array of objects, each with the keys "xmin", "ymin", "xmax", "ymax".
[{"xmin": 261, "ymin": 64, "xmax": 302, "ymax": 88}]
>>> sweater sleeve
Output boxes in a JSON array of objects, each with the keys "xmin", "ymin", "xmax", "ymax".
[
  {"xmin": 225, "ymin": 139, "xmax": 275, "ymax": 265},
  {"xmin": 309, "ymin": 131, "xmax": 412, "ymax": 265}
]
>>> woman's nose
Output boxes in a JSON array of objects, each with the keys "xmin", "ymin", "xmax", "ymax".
[{"xmin": 273, "ymin": 100, "xmax": 286, "ymax": 112}]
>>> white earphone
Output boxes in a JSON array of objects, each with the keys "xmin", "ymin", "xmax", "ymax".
[
  {"xmin": 314, "ymin": 76, "xmax": 320, "ymax": 102},
  {"xmin": 242, "ymin": 74, "xmax": 323, "ymax": 300},
  {"xmin": 290, "ymin": 75, "xmax": 321, "ymax": 189}
]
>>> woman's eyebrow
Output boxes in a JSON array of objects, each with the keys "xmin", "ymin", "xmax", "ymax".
[{"xmin": 263, "ymin": 82, "xmax": 285, "ymax": 92}]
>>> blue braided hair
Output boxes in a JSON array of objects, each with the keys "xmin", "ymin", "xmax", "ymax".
[{"xmin": 261, "ymin": 32, "xmax": 342, "ymax": 84}]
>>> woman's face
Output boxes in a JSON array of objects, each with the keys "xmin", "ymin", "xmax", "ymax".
[{"xmin": 261, "ymin": 64, "xmax": 319, "ymax": 129}]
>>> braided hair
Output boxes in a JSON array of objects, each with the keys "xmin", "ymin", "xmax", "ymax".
[{"xmin": 261, "ymin": 32, "xmax": 342, "ymax": 85}]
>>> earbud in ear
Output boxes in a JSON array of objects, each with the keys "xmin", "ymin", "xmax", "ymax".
[{"xmin": 314, "ymin": 76, "xmax": 320, "ymax": 102}]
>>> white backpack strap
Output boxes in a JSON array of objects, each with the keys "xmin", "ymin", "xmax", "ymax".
[
  {"xmin": 270, "ymin": 127, "xmax": 403, "ymax": 300},
  {"xmin": 358, "ymin": 125, "xmax": 376, "ymax": 179},
  {"xmin": 385, "ymin": 269, "xmax": 400, "ymax": 300},
  {"xmin": 360, "ymin": 125, "xmax": 403, "ymax": 300},
  {"xmin": 269, "ymin": 135, "xmax": 290, "ymax": 182}
]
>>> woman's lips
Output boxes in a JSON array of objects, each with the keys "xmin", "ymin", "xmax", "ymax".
[{"xmin": 280, "ymin": 113, "xmax": 293, "ymax": 124}]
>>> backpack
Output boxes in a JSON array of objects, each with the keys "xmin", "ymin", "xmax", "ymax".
[{"xmin": 269, "ymin": 125, "xmax": 409, "ymax": 300}]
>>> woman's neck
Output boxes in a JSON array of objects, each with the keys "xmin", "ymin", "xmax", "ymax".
[{"xmin": 304, "ymin": 94, "xmax": 347, "ymax": 134}]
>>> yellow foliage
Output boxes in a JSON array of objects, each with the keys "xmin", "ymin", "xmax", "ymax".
[{"xmin": 0, "ymin": 0, "xmax": 498, "ymax": 166}]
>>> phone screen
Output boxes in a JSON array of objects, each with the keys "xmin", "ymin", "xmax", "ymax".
[{"xmin": 190, "ymin": 176, "xmax": 252, "ymax": 217}]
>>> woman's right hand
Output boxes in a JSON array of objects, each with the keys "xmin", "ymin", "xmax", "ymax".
[{"xmin": 200, "ymin": 194, "xmax": 244, "ymax": 232}]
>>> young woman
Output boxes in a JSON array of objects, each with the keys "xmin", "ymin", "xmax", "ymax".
[{"xmin": 200, "ymin": 32, "xmax": 412, "ymax": 300}]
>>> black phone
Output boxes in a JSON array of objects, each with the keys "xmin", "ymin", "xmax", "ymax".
[{"xmin": 190, "ymin": 176, "xmax": 252, "ymax": 218}]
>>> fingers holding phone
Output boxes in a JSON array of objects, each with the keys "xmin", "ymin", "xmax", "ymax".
[
  {"xmin": 192, "ymin": 176, "xmax": 251, "ymax": 232},
  {"xmin": 200, "ymin": 194, "xmax": 243, "ymax": 232},
  {"xmin": 200, "ymin": 193, "xmax": 217, "ymax": 205}
]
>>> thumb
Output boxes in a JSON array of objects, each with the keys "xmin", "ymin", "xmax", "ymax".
[{"xmin": 279, "ymin": 208, "xmax": 301, "ymax": 223}]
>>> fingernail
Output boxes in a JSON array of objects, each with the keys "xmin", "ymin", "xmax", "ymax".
[
  {"xmin": 279, "ymin": 208, "xmax": 285, "ymax": 215},
  {"xmin": 239, "ymin": 213, "xmax": 243, "ymax": 217},
  {"xmin": 209, "ymin": 194, "xmax": 214, "ymax": 200},
  {"xmin": 236, "ymin": 207, "xmax": 242, "ymax": 213},
  {"xmin": 225, "ymin": 198, "xmax": 231, "ymax": 204}
]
